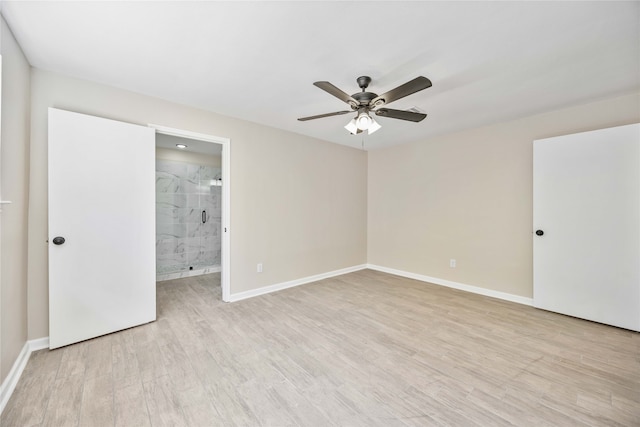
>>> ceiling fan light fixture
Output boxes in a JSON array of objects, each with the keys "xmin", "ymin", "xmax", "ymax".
[
  {"xmin": 356, "ymin": 110, "xmax": 372, "ymax": 130},
  {"xmin": 344, "ymin": 118, "xmax": 358, "ymax": 134},
  {"xmin": 368, "ymin": 118, "xmax": 382, "ymax": 135}
]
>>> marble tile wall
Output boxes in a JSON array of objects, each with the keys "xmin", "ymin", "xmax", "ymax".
[{"xmin": 156, "ymin": 159, "xmax": 222, "ymax": 275}]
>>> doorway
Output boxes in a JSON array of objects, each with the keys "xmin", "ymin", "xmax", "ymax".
[{"xmin": 150, "ymin": 125, "xmax": 231, "ymax": 301}]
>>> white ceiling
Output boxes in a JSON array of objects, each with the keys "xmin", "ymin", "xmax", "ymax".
[{"xmin": 2, "ymin": 1, "xmax": 639, "ymax": 150}]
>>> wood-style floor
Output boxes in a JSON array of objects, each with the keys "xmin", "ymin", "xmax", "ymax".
[{"xmin": 2, "ymin": 270, "xmax": 639, "ymax": 426}]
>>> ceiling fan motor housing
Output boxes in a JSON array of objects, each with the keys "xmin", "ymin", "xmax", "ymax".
[
  {"xmin": 351, "ymin": 91, "xmax": 378, "ymax": 108},
  {"xmin": 351, "ymin": 76, "xmax": 379, "ymax": 109}
]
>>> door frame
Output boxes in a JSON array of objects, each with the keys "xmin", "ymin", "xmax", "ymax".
[{"xmin": 149, "ymin": 124, "xmax": 231, "ymax": 302}]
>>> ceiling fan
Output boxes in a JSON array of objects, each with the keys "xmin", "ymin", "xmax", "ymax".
[{"xmin": 298, "ymin": 75, "xmax": 432, "ymax": 135}]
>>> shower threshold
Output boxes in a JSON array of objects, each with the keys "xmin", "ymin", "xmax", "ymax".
[{"xmin": 156, "ymin": 265, "xmax": 221, "ymax": 282}]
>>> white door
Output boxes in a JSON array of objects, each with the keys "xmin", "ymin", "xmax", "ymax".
[
  {"xmin": 533, "ymin": 124, "xmax": 640, "ymax": 331},
  {"xmin": 48, "ymin": 108, "xmax": 156, "ymax": 349}
]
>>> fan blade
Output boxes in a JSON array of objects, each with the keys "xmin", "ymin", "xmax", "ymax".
[
  {"xmin": 370, "ymin": 76, "xmax": 432, "ymax": 107},
  {"xmin": 298, "ymin": 111, "xmax": 352, "ymax": 121},
  {"xmin": 314, "ymin": 81, "xmax": 359, "ymax": 106},
  {"xmin": 375, "ymin": 108, "xmax": 427, "ymax": 122}
]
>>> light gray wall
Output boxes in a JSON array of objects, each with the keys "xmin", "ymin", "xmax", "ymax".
[
  {"xmin": 0, "ymin": 22, "xmax": 635, "ymax": 386},
  {"xmin": 368, "ymin": 93, "xmax": 640, "ymax": 299},
  {"xmin": 28, "ymin": 69, "xmax": 368, "ymax": 340},
  {"xmin": 0, "ymin": 14, "xmax": 31, "ymax": 383}
]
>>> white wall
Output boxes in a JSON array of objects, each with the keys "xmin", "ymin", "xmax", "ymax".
[
  {"xmin": 28, "ymin": 69, "xmax": 368, "ymax": 340},
  {"xmin": 368, "ymin": 93, "xmax": 640, "ymax": 299},
  {"xmin": 0, "ymin": 14, "xmax": 31, "ymax": 384}
]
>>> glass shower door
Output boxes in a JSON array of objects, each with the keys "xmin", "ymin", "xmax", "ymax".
[
  {"xmin": 156, "ymin": 159, "xmax": 222, "ymax": 278},
  {"xmin": 193, "ymin": 165, "xmax": 222, "ymax": 270}
]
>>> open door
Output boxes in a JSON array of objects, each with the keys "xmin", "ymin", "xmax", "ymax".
[{"xmin": 48, "ymin": 108, "xmax": 156, "ymax": 349}]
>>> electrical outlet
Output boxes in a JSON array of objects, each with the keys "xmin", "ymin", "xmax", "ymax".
[
  {"xmin": 450, "ymin": 259, "xmax": 456, "ymax": 268},
  {"xmin": 257, "ymin": 263, "xmax": 263, "ymax": 273}
]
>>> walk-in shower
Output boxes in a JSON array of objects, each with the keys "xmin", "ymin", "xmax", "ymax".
[{"xmin": 155, "ymin": 157, "xmax": 222, "ymax": 281}]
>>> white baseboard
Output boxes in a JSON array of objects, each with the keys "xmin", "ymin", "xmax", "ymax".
[
  {"xmin": 28, "ymin": 337, "xmax": 50, "ymax": 352},
  {"xmin": 227, "ymin": 264, "xmax": 368, "ymax": 302},
  {"xmin": 0, "ymin": 343, "xmax": 29, "ymax": 415},
  {"xmin": 0, "ymin": 337, "xmax": 49, "ymax": 415},
  {"xmin": 367, "ymin": 264, "xmax": 533, "ymax": 306}
]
